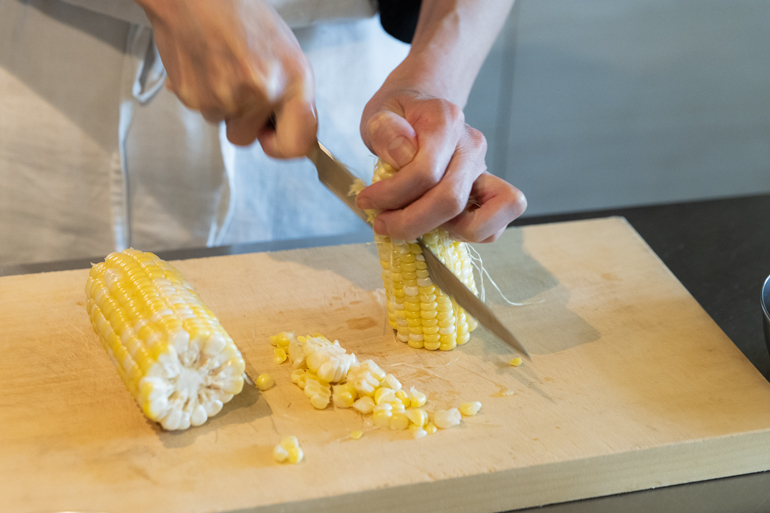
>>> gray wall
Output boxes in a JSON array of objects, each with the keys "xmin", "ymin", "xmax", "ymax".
[{"xmin": 466, "ymin": 0, "xmax": 770, "ymax": 217}]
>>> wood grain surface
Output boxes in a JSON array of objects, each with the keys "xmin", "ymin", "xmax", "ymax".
[{"xmin": 2, "ymin": 217, "xmax": 770, "ymax": 513}]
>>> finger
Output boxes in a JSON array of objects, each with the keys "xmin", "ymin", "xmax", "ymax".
[
  {"xmin": 358, "ymin": 100, "xmax": 464, "ymax": 212},
  {"xmin": 200, "ymin": 106, "xmax": 227, "ymax": 124},
  {"xmin": 258, "ymin": 93, "xmax": 317, "ymax": 158},
  {"xmin": 373, "ymin": 131, "xmax": 487, "ymax": 240},
  {"xmin": 225, "ymin": 104, "xmax": 272, "ymax": 146},
  {"xmin": 365, "ymin": 110, "xmax": 417, "ymax": 169},
  {"xmin": 443, "ymin": 173, "xmax": 527, "ymax": 243}
]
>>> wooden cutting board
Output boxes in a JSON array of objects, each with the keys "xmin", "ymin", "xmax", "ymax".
[{"xmin": 3, "ymin": 217, "xmax": 770, "ymax": 513}]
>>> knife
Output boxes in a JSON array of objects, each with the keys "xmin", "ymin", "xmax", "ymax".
[{"xmin": 307, "ymin": 140, "xmax": 530, "ymax": 359}]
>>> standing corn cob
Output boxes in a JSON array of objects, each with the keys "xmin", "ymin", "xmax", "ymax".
[
  {"xmin": 85, "ymin": 249, "xmax": 245, "ymax": 430},
  {"xmin": 371, "ymin": 161, "xmax": 479, "ymax": 351}
]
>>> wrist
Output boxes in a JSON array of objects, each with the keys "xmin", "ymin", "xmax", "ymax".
[
  {"xmin": 133, "ymin": 0, "xmax": 182, "ymax": 22},
  {"xmin": 382, "ymin": 53, "xmax": 469, "ymax": 108}
]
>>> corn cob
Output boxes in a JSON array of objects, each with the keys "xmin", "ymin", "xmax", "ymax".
[
  {"xmin": 371, "ymin": 160, "xmax": 479, "ymax": 351},
  {"xmin": 85, "ymin": 248, "xmax": 245, "ymax": 430}
]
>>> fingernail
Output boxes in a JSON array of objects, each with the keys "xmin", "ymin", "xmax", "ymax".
[
  {"xmin": 388, "ymin": 136, "xmax": 416, "ymax": 168},
  {"xmin": 373, "ymin": 218, "xmax": 387, "ymax": 236},
  {"xmin": 356, "ymin": 196, "xmax": 373, "ymax": 210}
]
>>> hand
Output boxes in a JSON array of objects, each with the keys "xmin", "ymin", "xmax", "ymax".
[
  {"xmin": 137, "ymin": 0, "xmax": 317, "ymax": 156},
  {"xmin": 357, "ymin": 89, "xmax": 526, "ymax": 243}
]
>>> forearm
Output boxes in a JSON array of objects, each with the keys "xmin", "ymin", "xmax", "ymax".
[{"xmin": 387, "ymin": 0, "xmax": 515, "ymax": 108}]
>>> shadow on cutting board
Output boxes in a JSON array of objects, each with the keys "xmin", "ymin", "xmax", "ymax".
[
  {"xmin": 458, "ymin": 229, "xmax": 601, "ymax": 356},
  {"xmin": 157, "ymin": 384, "xmax": 272, "ymax": 449},
  {"xmin": 267, "ymin": 228, "xmax": 601, "ymax": 356}
]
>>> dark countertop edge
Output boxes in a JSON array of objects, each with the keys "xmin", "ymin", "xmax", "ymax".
[{"xmin": 0, "ymin": 230, "xmax": 375, "ymax": 278}]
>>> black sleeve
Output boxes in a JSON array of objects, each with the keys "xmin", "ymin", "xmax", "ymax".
[{"xmin": 377, "ymin": 0, "xmax": 422, "ymax": 44}]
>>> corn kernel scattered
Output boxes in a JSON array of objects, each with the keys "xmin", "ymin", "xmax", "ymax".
[
  {"xmin": 434, "ymin": 408, "xmax": 462, "ymax": 429},
  {"xmin": 351, "ymin": 430, "xmax": 364, "ymax": 440},
  {"xmin": 256, "ymin": 373, "xmax": 275, "ymax": 391},
  {"xmin": 510, "ymin": 357, "xmax": 523, "ymax": 367},
  {"xmin": 274, "ymin": 436, "xmax": 303, "ymax": 464},
  {"xmin": 352, "ymin": 396, "xmax": 376, "ymax": 414},
  {"xmin": 408, "ymin": 387, "xmax": 427, "ymax": 408},
  {"xmin": 390, "ymin": 411, "xmax": 410, "ymax": 431},
  {"xmin": 459, "ymin": 401, "xmax": 482, "ymax": 416},
  {"xmin": 272, "ymin": 330, "xmax": 485, "ymax": 441},
  {"xmin": 405, "ymin": 408, "xmax": 428, "ymax": 428},
  {"xmin": 410, "ymin": 425, "xmax": 428, "ymax": 439}
]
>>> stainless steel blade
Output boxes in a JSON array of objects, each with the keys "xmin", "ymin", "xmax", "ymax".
[
  {"xmin": 417, "ymin": 240, "xmax": 531, "ymax": 359},
  {"xmin": 307, "ymin": 140, "xmax": 371, "ymax": 226},
  {"xmin": 306, "ymin": 139, "xmax": 529, "ymax": 358}
]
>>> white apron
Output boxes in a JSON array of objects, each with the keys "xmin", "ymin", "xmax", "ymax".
[{"xmin": 0, "ymin": 0, "xmax": 409, "ymax": 265}]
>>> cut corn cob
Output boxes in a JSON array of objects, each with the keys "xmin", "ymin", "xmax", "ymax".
[
  {"xmin": 85, "ymin": 248, "xmax": 245, "ymax": 430},
  {"xmin": 369, "ymin": 160, "xmax": 480, "ymax": 351}
]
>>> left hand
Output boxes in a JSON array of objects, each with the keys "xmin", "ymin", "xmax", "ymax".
[{"xmin": 357, "ymin": 88, "xmax": 527, "ymax": 243}]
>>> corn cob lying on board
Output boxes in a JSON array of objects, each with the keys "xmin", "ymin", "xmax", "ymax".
[
  {"xmin": 369, "ymin": 160, "xmax": 479, "ymax": 351},
  {"xmin": 85, "ymin": 249, "xmax": 245, "ymax": 430}
]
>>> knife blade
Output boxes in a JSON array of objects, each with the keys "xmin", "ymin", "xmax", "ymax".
[{"xmin": 307, "ymin": 139, "xmax": 530, "ymax": 358}]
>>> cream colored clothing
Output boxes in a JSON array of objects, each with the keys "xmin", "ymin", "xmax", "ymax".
[
  {"xmin": 0, "ymin": 0, "xmax": 409, "ymax": 266},
  {"xmin": 57, "ymin": 0, "xmax": 379, "ymax": 27}
]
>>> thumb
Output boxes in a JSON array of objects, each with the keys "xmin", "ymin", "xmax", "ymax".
[
  {"xmin": 258, "ymin": 94, "xmax": 317, "ymax": 158},
  {"xmin": 365, "ymin": 110, "xmax": 417, "ymax": 169}
]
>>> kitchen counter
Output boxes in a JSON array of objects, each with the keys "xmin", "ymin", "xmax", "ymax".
[{"xmin": 2, "ymin": 192, "xmax": 769, "ymax": 513}]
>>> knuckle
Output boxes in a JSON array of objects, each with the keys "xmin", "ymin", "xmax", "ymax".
[
  {"xmin": 484, "ymin": 230, "xmax": 504, "ymax": 243},
  {"xmin": 465, "ymin": 126, "xmax": 487, "ymax": 154},
  {"xmin": 514, "ymin": 189, "xmax": 528, "ymax": 214},
  {"xmin": 443, "ymin": 190, "xmax": 467, "ymax": 218},
  {"xmin": 463, "ymin": 226, "xmax": 484, "ymax": 243},
  {"xmin": 413, "ymin": 169, "xmax": 442, "ymax": 193},
  {"xmin": 425, "ymin": 98, "xmax": 465, "ymax": 126}
]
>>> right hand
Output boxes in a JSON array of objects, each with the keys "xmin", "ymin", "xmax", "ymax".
[{"xmin": 138, "ymin": 0, "xmax": 317, "ymax": 156}]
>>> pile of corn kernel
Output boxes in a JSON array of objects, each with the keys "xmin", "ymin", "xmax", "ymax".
[{"xmin": 270, "ymin": 332, "xmax": 482, "ymax": 439}]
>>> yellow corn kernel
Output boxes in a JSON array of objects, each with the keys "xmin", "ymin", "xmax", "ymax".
[
  {"xmin": 408, "ymin": 339, "xmax": 425, "ymax": 349},
  {"xmin": 85, "ymin": 249, "xmax": 245, "ymax": 431},
  {"xmin": 408, "ymin": 387, "xmax": 427, "ymax": 408},
  {"xmin": 273, "ymin": 347, "xmax": 287, "ymax": 364},
  {"xmin": 352, "ymin": 396, "xmax": 376, "ymax": 414},
  {"xmin": 373, "ymin": 407, "xmax": 393, "ymax": 427},
  {"xmin": 425, "ymin": 422, "xmax": 438, "ymax": 435},
  {"xmin": 273, "ymin": 444, "xmax": 289, "ymax": 463},
  {"xmin": 288, "ymin": 447, "xmax": 304, "ymax": 464},
  {"xmin": 510, "ymin": 357, "xmax": 523, "ymax": 367},
  {"xmin": 434, "ymin": 408, "xmax": 462, "ymax": 429},
  {"xmin": 275, "ymin": 437, "xmax": 303, "ymax": 464},
  {"xmin": 351, "ymin": 430, "xmax": 364, "ymax": 440},
  {"xmin": 275, "ymin": 332, "xmax": 293, "ymax": 348},
  {"xmin": 374, "ymin": 387, "xmax": 396, "ymax": 405},
  {"xmin": 410, "ymin": 425, "xmax": 428, "ymax": 439},
  {"xmin": 290, "ymin": 368, "xmax": 306, "ymax": 384},
  {"xmin": 459, "ymin": 401, "xmax": 482, "ymax": 416},
  {"xmin": 256, "ymin": 373, "xmax": 274, "ymax": 391},
  {"xmin": 395, "ymin": 390, "xmax": 410, "ymax": 408},
  {"xmin": 390, "ymin": 412, "xmax": 410, "ymax": 430},
  {"xmin": 406, "ymin": 408, "xmax": 428, "ymax": 428}
]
